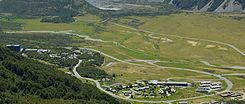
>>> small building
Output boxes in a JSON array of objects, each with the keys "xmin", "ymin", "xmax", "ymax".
[
  {"xmin": 100, "ymin": 78, "xmax": 110, "ymax": 82},
  {"xmin": 210, "ymin": 85, "xmax": 221, "ymax": 90},
  {"xmin": 196, "ymin": 87, "xmax": 211, "ymax": 93},
  {"xmin": 220, "ymin": 92, "xmax": 232, "ymax": 97},
  {"xmin": 200, "ymin": 84, "xmax": 211, "ymax": 87},
  {"xmin": 110, "ymin": 83, "xmax": 122, "ymax": 88},
  {"xmin": 148, "ymin": 80, "xmax": 158, "ymax": 85},
  {"xmin": 230, "ymin": 92, "xmax": 241, "ymax": 97},
  {"xmin": 162, "ymin": 81, "xmax": 191, "ymax": 87},
  {"xmin": 211, "ymin": 82, "xmax": 222, "ymax": 86},
  {"xmin": 37, "ymin": 49, "xmax": 51, "ymax": 53},
  {"xmin": 111, "ymin": 89, "xmax": 117, "ymax": 93},
  {"xmin": 135, "ymin": 86, "xmax": 149, "ymax": 91},
  {"xmin": 200, "ymin": 81, "xmax": 212, "ymax": 85},
  {"xmin": 6, "ymin": 44, "xmax": 21, "ymax": 52},
  {"xmin": 132, "ymin": 84, "xmax": 138, "ymax": 87},
  {"xmin": 49, "ymin": 54, "xmax": 61, "ymax": 58},
  {"xmin": 25, "ymin": 49, "xmax": 38, "ymax": 52},
  {"xmin": 136, "ymin": 80, "xmax": 145, "ymax": 85},
  {"xmin": 122, "ymin": 91, "xmax": 132, "ymax": 96},
  {"xmin": 178, "ymin": 101, "xmax": 188, "ymax": 104}
]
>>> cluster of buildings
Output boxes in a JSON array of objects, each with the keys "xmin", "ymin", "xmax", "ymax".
[
  {"xmin": 49, "ymin": 52, "xmax": 78, "ymax": 59},
  {"xmin": 6, "ymin": 44, "xmax": 80, "ymax": 60},
  {"xmin": 220, "ymin": 91, "xmax": 242, "ymax": 100},
  {"xmin": 196, "ymin": 81, "xmax": 222, "ymax": 93},
  {"xmin": 148, "ymin": 80, "xmax": 192, "ymax": 87},
  {"xmin": 101, "ymin": 79, "xmax": 191, "ymax": 98},
  {"xmin": 158, "ymin": 86, "xmax": 176, "ymax": 96},
  {"xmin": 25, "ymin": 48, "xmax": 51, "ymax": 54}
]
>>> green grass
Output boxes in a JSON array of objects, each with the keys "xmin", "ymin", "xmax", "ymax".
[
  {"xmin": 186, "ymin": 95, "xmax": 222, "ymax": 104},
  {"xmin": 13, "ymin": 13, "xmax": 245, "ymax": 66},
  {"xmin": 134, "ymin": 87, "xmax": 204, "ymax": 101},
  {"xmin": 104, "ymin": 62, "xmax": 217, "ymax": 84},
  {"xmin": 226, "ymin": 76, "xmax": 245, "ymax": 91},
  {"xmin": 119, "ymin": 13, "xmax": 245, "ymax": 53},
  {"xmin": 5, "ymin": 13, "xmax": 245, "ymax": 102}
]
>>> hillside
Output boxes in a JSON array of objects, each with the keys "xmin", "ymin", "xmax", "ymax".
[
  {"xmin": 0, "ymin": 0, "xmax": 100, "ymax": 17},
  {"xmin": 1, "ymin": 0, "xmax": 243, "ymax": 18},
  {"xmin": 0, "ymin": 47, "xmax": 127, "ymax": 104}
]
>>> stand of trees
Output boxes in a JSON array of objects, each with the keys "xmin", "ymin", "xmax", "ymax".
[
  {"xmin": 77, "ymin": 50, "xmax": 110, "ymax": 79},
  {"xmin": 41, "ymin": 16, "xmax": 75, "ymax": 23},
  {"xmin": 77, "ymin": 66, "xmax": 110, "ymax": 79}
]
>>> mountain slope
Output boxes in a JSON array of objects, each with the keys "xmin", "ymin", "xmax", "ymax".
[
  {"xmin": 96, "ymin": 0, "xmax": 245, "ymax": 12},
  {"xmin": 0, "ymin": 47, "xmax": 127, "ymax": 104},
  {"xmin": 0, "ymin": 0, "xmax": 99, "ymax": 17},
  {"xmin": 0, "ymin": 0, "xmax": 175, "ymax": 17}
]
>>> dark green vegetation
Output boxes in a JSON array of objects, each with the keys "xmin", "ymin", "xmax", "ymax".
[
  {"xmin": 0, "ymin": 15, "xmax": 22, "ymax": 31},
  {"xmin": 41, "ymin": 16, "xmax": 75, "ymax": 23},
  {"xmin": 226, "ymin": 100, "xmax": 245, "ymax": 104},
  {"xmin": 77, "ymin": 49, "xmax": 110, "ymax": 79},
  {"xmin": 0, "ymin": 0, "xmax": 102, "ymax": 23},
  {"xmin": 77, "ymin": 66, "xmax": 110, "ymax": 79},
  {"xmin": 0, "ymin": 48, "xmax": 127, "ymax": 104},
  {"xmin": 0, "ymin": 0, "xmax": 97, "ymax": 17}
]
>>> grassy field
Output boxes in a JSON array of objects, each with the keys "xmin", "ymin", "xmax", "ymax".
[
  {"xmin": 13, "ymin": 13, "xmax": 245, "ymax": 66},
  {"xmin": 184, "ymin": 95, "xmax": 222, "ymax": 104},
  {"xmin": 110, "ymin": 14, "xmax": 245, "ymax": 66},
  {"xmin": 226, "ymin": 76, "xmax": 245, "ymax": 91},
  {"xmin": 103, "ymin": 62, "xmax": 217, "ymax": 84},
  {"xmin": 5, "ymin": 13, "xmax": 245, "ymax": 102},
  {"xmin": 116, "ymin": 13, "xmax": 245, "ymax": 53},
  {"xmin": 8, "ymin": 13, "xmax": 245, "ymax": 82}
]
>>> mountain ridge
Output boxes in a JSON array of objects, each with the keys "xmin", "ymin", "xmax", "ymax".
[{"xmin": 87, "ymin": 0, "xmax": 245, "ymax": 13}]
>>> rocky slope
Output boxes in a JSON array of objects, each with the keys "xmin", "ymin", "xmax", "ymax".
[{"xmin": 86, "ymin": 0, "xmax": 245, "ymax": 12}]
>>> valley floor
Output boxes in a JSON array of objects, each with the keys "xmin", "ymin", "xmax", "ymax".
[{"xmin": 2, "ymin": 12, "xmax": 245, "ymax": 103}]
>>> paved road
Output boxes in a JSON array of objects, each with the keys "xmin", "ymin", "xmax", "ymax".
[
  {"xmin": 72, "ymin": 60, "xmax": 211, "ymax": 104},
  {"xmin": 77, "ymin": 48, "xmax": 233, "ymax": 103},
  {"xmin": 201, "ymin": 61, "xmax": 245, "ymax": 70},
  {"xmin": 112, "ymin": 23, "xmax": 245, "ymax": 57},
  {"xmin": 222, "ymin": 74, "xmax": 245, "ymax": 76}
]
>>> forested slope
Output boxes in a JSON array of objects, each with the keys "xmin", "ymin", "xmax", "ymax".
[
  {"xmin": 0, "ymin": 0, "xmax": 100, "ymax": 17},
  {"xmin": 0, "ymin": 47, "xmax": 128, "ymax": 104}
]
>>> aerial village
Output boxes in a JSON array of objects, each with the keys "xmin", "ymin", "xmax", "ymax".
[
  {"xmin": 6, "ymin": 44, "xmax": 243, "ymax": 102},
  {"xmin": 99, "ymin": 78, "xmax": 231, "ymax": 99},
  {"xmin": 7, "ymin": 44, "xmax": 79, "ymax": 59}
]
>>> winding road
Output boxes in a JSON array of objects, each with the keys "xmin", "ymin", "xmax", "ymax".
[
  {"xmin": 73, "ymin": 48, "xmax": 234, "ymax": 103},
  {"xmin": 5, "ymin": 30, "xmax": 244, "ymax": 103}
]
